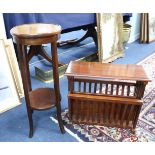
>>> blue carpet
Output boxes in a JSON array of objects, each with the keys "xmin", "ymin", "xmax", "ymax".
[
  {"xmin": 114, "ymin": 40, "xmax": 155, "ymax": 64},
  {"xmin": 0, "ymin": 30, "xmax": 155, "ymax": 141}
]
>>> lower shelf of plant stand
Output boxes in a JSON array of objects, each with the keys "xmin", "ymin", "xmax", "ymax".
[{"xmin": 29, "ymin": 88, "xmax": 56, "ymax": 110}]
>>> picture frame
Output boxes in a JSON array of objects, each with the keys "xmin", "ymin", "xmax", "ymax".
[
  {"xmin": 4, "ymin": 39, "xmax": 24, "ymax": 98},
  {"xmin": 148, "ymin": 13, "xmax": 155, "ymax": 42},
  {"xmin": 0, "ymin": 39, "xmax": 24, "ymax": 113},
  {"xmin": 140, "ymin": 13, "xmax": 155, "ymax": 43},
  {"xmin": 96, "ymin": 13, "xmax": 124, "ymax": 63}
]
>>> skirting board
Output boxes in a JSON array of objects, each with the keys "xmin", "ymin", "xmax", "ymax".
[{"xmin": 128, "ymin": 33, "xmax": 140, "ymax": 43}]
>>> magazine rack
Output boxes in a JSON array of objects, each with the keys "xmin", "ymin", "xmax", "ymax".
[{"xmin": 65, "ymin": 61, "xmax": 150, "ymax": 131}]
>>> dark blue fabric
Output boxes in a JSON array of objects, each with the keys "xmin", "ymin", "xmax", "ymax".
[
  {"xmin": 3, "ymin": 13, "xmax": 132, "ymax": 38},
  {"xmin": 3, "ymin": 13, "xmax": 36, "ymax": 38},
  {"xmin": 3, "ymin": 13, "xmax": 96, "ymax": 38},
  {"xmin": 123, "ymin": 13, "xmax": 132, "ymax": 22}
]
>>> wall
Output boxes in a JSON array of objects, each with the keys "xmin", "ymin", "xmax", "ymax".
[
  {"xmin": 127, "ymin": 13, "xmax": 141, "ymax": 43},
  {"xmin": 0, "ymin": 13, "xmax": 6, "ymax": 38}
]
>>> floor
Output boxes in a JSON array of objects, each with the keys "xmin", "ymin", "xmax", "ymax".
[{"xmin": 0, "ymin": 30, "xmax": 155, "ymax": 142}]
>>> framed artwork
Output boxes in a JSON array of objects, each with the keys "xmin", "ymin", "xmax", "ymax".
[
  {"xmin": 96, "ymin": 13, "xmax": 124, "ymax": 63},
  {"xmin": 0, "ymin": 39, "xmax": 24, "ymax": 113},
  {"xmin": 140, "ymin": 13, "xmax": 155, "ymax": 43},
  {"xmin": 4, "ymin": 39, "xmax": 24, "ymax": 98},
  {"xmin": 140, "ymin": 13, "xmax": 147, "ymax": 43},
  {"xmin": 148, "ymin": 13, "xmax": 155, "ymax": 42}
]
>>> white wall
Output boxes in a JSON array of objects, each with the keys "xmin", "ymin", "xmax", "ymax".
[
  {"xmin": 0, "ymin": 13, "xmax": 6, "ymax": 38},
  {"xmin": 127, "ymin": 13, "xmax": 141, "ymax": 43}
]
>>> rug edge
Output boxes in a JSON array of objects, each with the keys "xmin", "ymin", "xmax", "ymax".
[
  {"xmin": 137, "ymin": 52, "xmax": 155, "ymax": 65},
  {"xmin": 50, "ymin": 116, "xmax": 84, "ymax": 142}
]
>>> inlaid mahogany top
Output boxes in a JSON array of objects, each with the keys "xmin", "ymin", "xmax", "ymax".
[
  {"xmin": 10, "ymin": 23, "xmax": 61, "ymax": 38},
  {"xmin": 65, "ymin": 61, "xmax": 151, "ymax": 82}
]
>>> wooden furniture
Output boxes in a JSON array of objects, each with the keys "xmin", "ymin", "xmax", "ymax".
[
  {"xmin": 10, "ymin": 23, "xmax": 65, "ymax": 137},
  {"xmin": 65, "ymin": 61, "xmax": 150, "ymax": 131}
]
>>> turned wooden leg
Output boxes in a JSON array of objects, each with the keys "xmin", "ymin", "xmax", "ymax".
[
  {"xmin": 131, "ymin": 128, "xmax": 136, "ymax": 134},
  {"xmin": 17, "ymin": 43, "xmax": 34, "ymax": 138},
  {"xmin": 56, "ymin": 103, "xmax": 65, "ymax": 134},
  {"xmin": 27, "ymin": 110, "xmax": 33, "ymax": 138},
  {"xmin": 51, "ymin": 41, "xmax": 65, "ymax": 134}
]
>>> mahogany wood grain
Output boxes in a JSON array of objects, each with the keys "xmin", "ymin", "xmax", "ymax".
[
  {"xmin": 68, "ymin": 94, "xmax": 143, "ymax": 129},
  {"xmin": 11, "ymin": 23, "xmax": 65, "ymax": 137},
  {"xmin": 66, "ymin": 61, "xmax": 150, "ymax": 131},
  {"xmin": 65, "ymin": 61, "xmax": 151, "ymax": 82},
  {"xmin": 29, "ymin": 88, "xmax": 56, "ymax": 110},
  {"xmin": 68, "ymin": 94, "xmax": 143, "ymax": 105},
  {"xmin": 10, "ymin": 23, "xmax": 61, "ymax": 39}
]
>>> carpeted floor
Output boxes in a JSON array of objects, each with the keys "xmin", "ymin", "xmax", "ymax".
[
  {"xmin": 0, "ymin": 29, "xmax": 155, "ymax": 141},
  {"xmin": 51, "ymin": 53, "xmax": 155, "ymax": 142},
  {"xmin": 0, "ymin": 30, "xmax": 97, "ymax": 142}
]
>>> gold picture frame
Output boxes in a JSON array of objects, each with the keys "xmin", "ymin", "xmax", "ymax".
[
  {"xmin": 0, "ymin": 39, "xmax": 24, "ymax": 113},
  {"xmin": 96, "ymin": 13, "xmax": 124, "ymax": 63},
  {"xmin": 140, "ymin": 13, "xmax": 155, "ymax": 43},
  {"xmin": 148, "ymin": 13, "xmax": 155, "ymax": 42}
]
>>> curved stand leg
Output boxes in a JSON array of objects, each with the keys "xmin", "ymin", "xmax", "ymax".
[
  {"xmin": 27, "ymin": 111, "xmax": 33, "ymax": 138},
  {"xmin": 56, "ymin": 104, "xmax": 65, "ymax": 134},
  {"xmin": 27, "ymin": 45, "xmax": 64, "ymax": 66},
  {"xmin": 51, "ymin": 41, "xmax": 65, "ymax": 134},
  {"xmin": 27, "ymin": 45, "xmax": 53, "ymax": 62},
  {"xmin": 17, "ymin": 43, "xmax": 34, "ymax": 137},
  {"xmin": 58, "ymin": 26, "xmax": 98, "ymax": 48},
  {"xmin": 39, "ymin": 46, "xmax": 53, "ymax": 62}
]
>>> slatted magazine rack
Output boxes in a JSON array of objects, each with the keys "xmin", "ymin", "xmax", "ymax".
[{"xmin": 65, "ymin": 61, "xmax": 150, "ymax": 131}]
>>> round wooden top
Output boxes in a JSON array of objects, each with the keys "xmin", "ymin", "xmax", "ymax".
[{"xmin": 10, "ymin": 23, "xmax": 61, "ymax": 39}]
